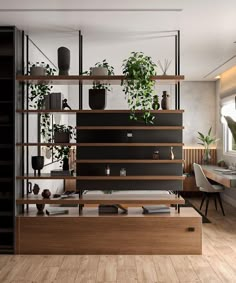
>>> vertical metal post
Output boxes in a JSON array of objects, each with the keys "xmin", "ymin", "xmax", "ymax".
[
  {"xmin": 21, "ymin": 31, "xmax": 25, "ymax": 214},
  {"xmin": 177, "ymin": 30, "xmax": 180, "ymax": 110},
  {"xmin": 26, "ymin": 35, "xmax": 29, "ymax": 212},
  {"xmin": 175, "ymin": 35, "xmax": 178, "ymax": 110},
  {"xmin": 79, "ymin": 30, "xmax": 83, "ymax": 110}
]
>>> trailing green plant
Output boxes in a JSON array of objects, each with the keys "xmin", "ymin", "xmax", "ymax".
[
  {"xmin": 40, "ymin": 113, "xmax": 52, "ymax": 142},
  {"xmin": 48, "ymin": 124, "xmax": 76, "ymax": 166},
  {"xmin": 83, "ymin": 59, "xmax": 114, "ymax": 91},
  {"xmin": 28, "ymin": 62, "xmax": 56, "ymax": 109},
  {"xmin": 121, "ymin": 52, "xmax": 157, "ymax": 124},
  {"xmin": 197, "ymin": 127, "xmax": 219, "ymax": 163}
]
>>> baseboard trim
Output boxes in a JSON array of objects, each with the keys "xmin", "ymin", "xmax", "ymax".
[{"xmin": 221, "ymin": 193, "xmax": 236, "ymax": 208}]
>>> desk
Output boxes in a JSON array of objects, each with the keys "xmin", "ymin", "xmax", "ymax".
[{"xmin": 202, "ymin": 165, "xmax": 236, "ymax": 188}]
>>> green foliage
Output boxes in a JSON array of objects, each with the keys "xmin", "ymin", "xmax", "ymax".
[
  {"xmin": 121, "ymin": 52, "xmax": 157, "ymax": 124},
  {"xmin": 197, "ymin": 127, "xmax": 219, "ymax": 149},
  {"xmin": 40, "ymin": 113, "xmax": 52, "ymax": 142},
  {"xmin": 49, "ymin": 124, "xmax": 76, "ymax": 165},
  {"xmin": 83, "ymin": 59, "xmax": 114, "ymax": 91},
  {"xmin": 28, "ymin": 62, "xmax": 56, "ymax": 109}
]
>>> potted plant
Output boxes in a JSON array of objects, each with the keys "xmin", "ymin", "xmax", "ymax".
[
  {"xmin": 53, "ymin": 124, "xmax": 76, "ymax": 143},
  {"xmin": 28, "ymin": 62, "xmax": 56, "ymax": 109},
  {"xmin": 197, "ymin": 127, "xmax": 219, "ymax": 164},
  {"xmin": 83, "ymin": 59, "xmax": 114, "ymax": 109},
  {"xmin": 121, "ymin": 52, "xmax": 157, "ymax": 124},
  {"xmin": 53, "ymin": 145, "xmax": 71, "ymax": 170}
]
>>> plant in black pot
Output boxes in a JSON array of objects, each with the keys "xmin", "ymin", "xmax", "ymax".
[
  {"xmin": 28, "ymin": 62, "xmax": 56, "ymax": 109},
  {"xmin": 53, "ymin": 124, "xmax": 75, "ymax": 143},
  {"xmin": 83, "ymin": 59, "xmax": 114, "ymax": 110},
  {"xmin": 122, "ymin": 52, "xmax": 157, "ymax": 124},
  {"xmin": 52, "ymin": 145, "xmax": 71, "ymax": 170}
]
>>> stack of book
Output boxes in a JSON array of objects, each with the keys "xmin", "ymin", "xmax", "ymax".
[
  {"xmin": 142, "ymin": 205, "xmax": 170, "ymax": 214},
  {"xmin": 50, "ymin": 169, "xmax": 73, "ymax": 176},
  {"xmin": 46, "ymin": 208, "xmax": 69, "ymax": 215}
]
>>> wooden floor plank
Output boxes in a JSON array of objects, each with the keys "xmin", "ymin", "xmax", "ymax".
[
  {"xmin": 135, "ymin": 255, "xmax": 158, "ymax": 283},
  {"xmin": 96, "ymin": 255, "xmax": 117, "ymax": 282},
  {"xmin": 170, "ymin": 255, "xmax": 200, "ymax": 283},
  {"xmin": 55, "ymin": 269, "xmax": 78, "ymax": 283},
  {"xmin": 188, "ymin": 255, "xmax": 222, "ymax": 283},
  {"xmin": 153, "ymin": 255, "xmax": 179, "ymax": 283},
  {"xmin": 75, "ymin": 255, "xmax": 99, "ymax": 283}
]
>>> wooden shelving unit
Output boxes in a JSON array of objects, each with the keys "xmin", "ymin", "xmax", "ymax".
[{"xmin": 16, "ymin": 74, "xmax": 185, "ymax": 85}]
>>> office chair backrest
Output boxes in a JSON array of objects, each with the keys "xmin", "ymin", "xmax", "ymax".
[{"xmin": 193, "ymin": 163, "xmax": 216, "ymax": 192}]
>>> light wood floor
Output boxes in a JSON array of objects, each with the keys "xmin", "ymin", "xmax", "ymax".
[{"xmin": 0, "ymin": 198, "xmax": 236, "ymax": 283}]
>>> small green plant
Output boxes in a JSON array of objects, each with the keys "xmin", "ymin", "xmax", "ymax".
[
  {"xmin": 83, "ymin": 59, "xmax": 114, "ymax": 91},
  {"xmin": 197, "ymin": 127, "xmax": 219, "ymax": 163},
  {"xmin": 28, "ymin": 62, "xmax": 56, "ymax": 109},
  {"xmin": 48, "ymin": 124, "xmax": 76, "ymax": 167},
  {"xmin": 121, "ymin": 52, "xmax": 157, "ymax": 124}
]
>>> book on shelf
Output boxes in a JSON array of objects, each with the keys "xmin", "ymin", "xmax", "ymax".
[
  {"xmin": 46, "ymin": 208, "xmax": 69, "ymax": 215},
  {"xmin": 142, "ymin": 205, "xmax": 170, "ymax": 214},
  {"xmin": 50, "ymin": 169, "xmax": 73, "ymax": 176}
]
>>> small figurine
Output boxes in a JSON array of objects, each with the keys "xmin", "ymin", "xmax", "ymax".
[
  {"xmin": 62, "ymin": 98, "xmax": 72, "ymax": 110},
  {"xmin": 33, "ymin": 183, "xmax": 40, "ymax": 195},
  {"xmin": 169, "ymin": 146, "xmax": 175, "ymax": 160}
]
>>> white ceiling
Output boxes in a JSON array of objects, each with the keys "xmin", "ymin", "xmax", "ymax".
[{"xmin": 1, "ymin": 0, "xmax": 236, "ymax": 80}]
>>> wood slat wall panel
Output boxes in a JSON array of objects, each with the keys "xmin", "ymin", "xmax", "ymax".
[{"xmin": 183, "ymin": 148, "xmax": 217, "ymax": 173}]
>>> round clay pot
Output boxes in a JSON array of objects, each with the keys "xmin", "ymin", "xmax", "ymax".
[
  {"xmin": 41, "ymin": 189, "xmax": 51, "ymax": 199},
  {"xmin": 90, "ymin": 67, "xmax": 108, "ymax": 76},
  {"xmin": 30, "ymin": 66, "xmax": 46, "ymax": 76}
]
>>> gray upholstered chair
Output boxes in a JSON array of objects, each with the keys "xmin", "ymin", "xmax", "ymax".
[{"xmin": 193, "ymin": 163, "xmax": 225, "ymax": 216}]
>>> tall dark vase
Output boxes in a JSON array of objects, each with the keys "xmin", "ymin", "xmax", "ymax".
[
  {"xmin": 58, "ymin": 47, "xmax": 70, "ymax": 75},
  {"xmin": 31, "ymin": 156, "xmax": 44, "ymax": 176},
  {"xmin": 63, "ymin": 157, "xmax": 69, "ymax": 171},
  {"xmin": 89, "ymin": 89, "xmax": 106, "ymax": 110}
]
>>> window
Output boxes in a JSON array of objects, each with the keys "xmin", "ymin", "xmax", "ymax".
[{"xmin": 221, "ymin": 96, "xmax": 236, "ymax": 155}]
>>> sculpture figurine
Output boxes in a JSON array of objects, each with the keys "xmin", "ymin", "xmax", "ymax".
[{"xmin": 62, "ymin": 98, "xmax": 72, "ymax": 110}]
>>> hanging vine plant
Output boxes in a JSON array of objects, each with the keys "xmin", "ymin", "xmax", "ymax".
[{"xmin": 122, "ymin": 52, "xmax": 157, "ymax": 124}]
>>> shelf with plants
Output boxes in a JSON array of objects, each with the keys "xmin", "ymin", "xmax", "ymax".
[{"xmin": 16, "ymin": 74, "xmax": 185, "ymax": 85}]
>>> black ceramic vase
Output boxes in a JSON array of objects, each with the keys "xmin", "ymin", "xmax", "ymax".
[
  {"xmin": 89, "ymin": 89, "xmax": 106, "ymax": 110},
  {"xmin": 31, "ymin": 156, "xmax": 44, "ymax": 176},
  {"xmin": 63, "ymin": 157, "xmax": 69, "ymax": 171},
  {"xmin": 58, "ymin": 47, "xmax": 70, "ymax": 75}
]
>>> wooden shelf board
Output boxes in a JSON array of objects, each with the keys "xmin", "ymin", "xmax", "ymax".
[
  {"xmin": 78, "ymin": 143, "xmax": 184, "ymax": 147},
  {"xmin": 16, "ymin": 174, "xmax": 76, "ymax": 180},
  {"xmin": 16, "ymin": 194, "xmax": 185, "ymax": 205},
  {"xmin": 76, "ymin": 159, "xmax": 185, "ymax": 164},
  {"xmin": 16, "ymin": 174, "xmax": 184, "ymax": 180},
  {"xmin": 16, "ymin": 109, "xmax": 184, "ymax": 114},
  {"xmin": 16, "ymin": 142, "xmax": 184, "ymax": 147},
  {"xmin": 16, "ymin": 75, "xmax": 185, "ymax": 85},
  {"xmin": 76, "ymin": 126, "xmax": 184, "ymax": 130},
  {"xmin": 16, "ymin": 143, "xmax": 78, "ymax": 146}
]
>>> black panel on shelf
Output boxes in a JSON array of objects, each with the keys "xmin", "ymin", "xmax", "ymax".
[{"xmin": 76, "ymin": 111, "xmax": 183, "ymax": 192}]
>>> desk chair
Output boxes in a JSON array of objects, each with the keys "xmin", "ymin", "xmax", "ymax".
[{"xmin": 193, "ymin": 163, "xmax": 225, "ymax": 216}]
